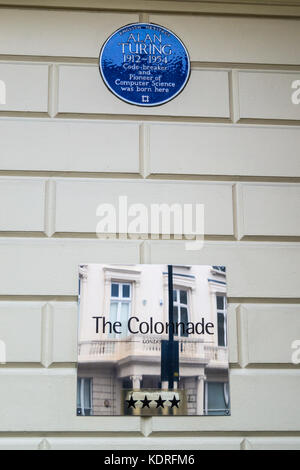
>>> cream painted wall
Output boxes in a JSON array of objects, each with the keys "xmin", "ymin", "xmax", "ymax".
[{"xmin": 0, "ymin": 0, "xmax": 299, "ymax": 450}]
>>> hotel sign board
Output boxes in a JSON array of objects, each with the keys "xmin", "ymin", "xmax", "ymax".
[
  {"xmin": 77, "ymin": 264, "xmax": 231, "ymax": 417},
  {"xmin": 99, "ymin": 23, "xmax": 191, "ymax": 106}
]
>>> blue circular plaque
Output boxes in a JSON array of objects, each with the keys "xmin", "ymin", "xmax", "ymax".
[{"xmin": 99, "ymin": 23, "xmax": 191, "ymax": 107}]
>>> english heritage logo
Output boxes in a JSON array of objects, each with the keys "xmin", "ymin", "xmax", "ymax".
[{"xmin": 77, "ymin": 264, "xmax": 230, "ymax": 416}]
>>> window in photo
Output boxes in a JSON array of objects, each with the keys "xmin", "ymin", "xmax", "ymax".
[
  {"xmin": 205, "ymin": 382, "xmax": 230, "ymax": 416},
  {"xmin": 173, "ymin": 288, "xmax": 189, "ymax": 337},
  {"xmin": 77, "ymin": 378, "xmax": 93, "ymax": 416},
  {"xmin": 217, "ymin": 294, "xmax": 227, "ymax": 347},
  {"xmin": 110, "ymin": 282, "xmax": 132, "ymax": 338}
]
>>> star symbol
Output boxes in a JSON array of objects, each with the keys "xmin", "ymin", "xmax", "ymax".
[
  {"xmin": 126, "ymin": 395, "xmax": 138, "ymax": 409},
  {"xmin": 155, "ymin": 395, "xmax": 166, "ymax": 408},
  {"xmin": 169, "ymin": 395, "xmax": 180, "ymax": 408},
  {"xmin": 140, "ymin": 395, "xmax": 152, "ymax": 408}
]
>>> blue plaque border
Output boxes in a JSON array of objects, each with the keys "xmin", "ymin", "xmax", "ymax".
[{"xmin": 99, "ymin": 22, "xmax": 191, "ymax": 107}]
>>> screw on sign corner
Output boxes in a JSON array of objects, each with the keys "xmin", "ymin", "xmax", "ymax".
[
  {"xmin": 0, "ymin": 340, "xmax": 6, "ymax": 364},
  {"xmin": 0, "ymin": 80, "xmax": 6, "ymax": 105}
]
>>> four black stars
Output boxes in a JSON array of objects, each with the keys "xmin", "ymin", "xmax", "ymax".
[{"xmin": 126, "ymin": 394, "xmax": 180, "ymax": 409}]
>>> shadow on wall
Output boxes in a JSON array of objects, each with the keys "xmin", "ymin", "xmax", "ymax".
[{"xmin": 0, "ymin": 340, "xmax": 6, "ymax": 364}]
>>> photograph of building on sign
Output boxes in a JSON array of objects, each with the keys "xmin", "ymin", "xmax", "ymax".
[{"xmin": 77, "ymin": 264, "xmax": 230, "ymax": 416}]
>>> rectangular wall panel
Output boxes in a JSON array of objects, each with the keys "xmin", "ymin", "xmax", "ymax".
[
  {"xmin": 55, "ymin": 179, "xmax": 234, "ymax": 236},
  {"xmin": 0, "ymin": 239, "xmax": 141, "ymax": 296},
  {"xmin": 0, "ymin": 178, "xmax": 45, "ymax": 231},
  {"xmin": 245, "ymin": 438, "xmax": 300, "ymax": 450},
  {"xmin": 148, "ymin": 123, "xmax": 300, "ymax": 177},
  {"xmin": 0, "ymin": 438, "xmax": 45, "ymax": 451},
  {"xmin": 0, "ymin": 301, "xmax": 78, "ymax": 365},
  {"xmin": 0, "ymin": 63, "xmax": 49, "ymax": 112},
  {"xmin": 239, "ymin": 184, "xmax": 300, "ymax": 237},
  {"xmin": 239, "ymin": 304, "xmax": 300, "ymax": 364},
  {"xmin": 146, "ymin": 240, "xmax": 300, "ymax": 298},
  {"xmin": 149, "ymin": 14, "xmax": 300, "ymax": 64},
  {"xmin": 239, "ymin": 71, "xmax": 300, "ymax": 120},
  {"xmin": 0, "ymin": 119, "xmax": 140, "ymax": 173},
  {"xmin": 0, "ymin": 9, "xmax": 139, "ymax": 57},
  {"xmin": 44, "ymin": 436, "xmax": 242, "ymax": 450},
  {"xmin": 58, "ymin": 65, "xmax": 230, "ymax": 117},
  {"xmin": 0, "ymin": 303, "xmax": 42, "ymax": 363}
]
